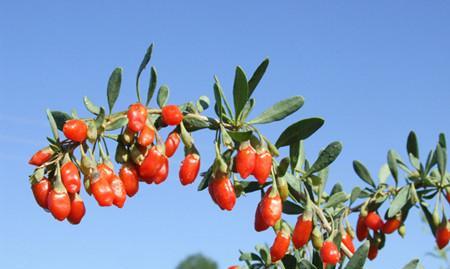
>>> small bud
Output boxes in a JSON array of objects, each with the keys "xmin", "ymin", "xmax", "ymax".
[
  {"xmin": 276, "ymin": 176, "xmax": 289, "ymax": 201},
  {"xmin": 276, "ymin": 157, "xmax": 290, "ymax": 177},
  {"xmin": 122, "ymin": 127, "xmax": 135, "ymax": 145},
  {"xmin": 312, "ymin": 227, "xmax": 323, "ymax": 249},
  {"xmin": 87, "ymin": 121, "xmax": 98, "ymax": 143},
  {"xmin": 398, "ymin": 223, "xmax": 406, "ymax": 238},
  {"xmin": 130, "ymin": 144, "xmax": 147, "ymax": 165},
  {"xmin": 80, "ymin": 154, "xmax": 96, "ymax": 177},
  {"xmin": 115, "ymin": 142, "xmax": 129, "ymax": 164}
]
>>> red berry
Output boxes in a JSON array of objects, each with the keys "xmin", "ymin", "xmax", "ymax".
[
  {"xmin": 208, "ymin": 173, "xmax": 236, "ymax": 211},
  {"xmin": 365, "ymin": 211, "xmax": 384, "ymax": 231},
  {"xmin": 32, "ymin": 178, "xmax": 51, "ymax": 209},
  {"xmin": 67, "ymin": 194, "xmax": 85, "ymax": 225},
  {"xmin": 259, "ymin": 187, "xmax": 282, "ymax": 226},
  {"xmin": 165, "ymin": 132, "xmax": 181, "ymax": 158},
  {"xmin": 119, "ymin": 163, "xmax": 139, "ymax": 197},
  {"xmin": 356, "ymin": 215, "xmax": 369, "ymax": 241},
  {"xmin": 137, "ymin": 125, "xmax": 155, "ymax": 147},
  {"xmin": 63, "ymin": 119, "xmax": 88, "ymax": 142},
  {"xmin": 127, "ymin": 103, "xmax": 148, "ymax": 132},
  {"xmin": 61, "ymin": 161, "xmax": 81, "ymax": 194},
  {"xmin": 153, "ymin": 156, "xmax": 169, "ymax": 184},
  {"xmin": 436, "ymin": 222, "xmax": 450, "ymax": 250},
  {"xmin": 228, "ymin": 266, "xmax": 239, "ymax": 269},
  {"xmin": 139, "ymin": 147, "xmax": 165, "ymax": 181},
  {"xmin": 29, "ymin": 147, "xmax": 53, "ymax": 166},
  {"xmin": 341, "ymin": 233, "xmax": 355, "ymax": 253},
  {"xmin": 254, "ymin": 202, "xmax": 270, "ymax": 232},
  {"xmin": 47, "ymin": 189, "xmax": 71, "ymax": 221},
  {"xmin": 382, "ymin": 218, "xmax": 402, "ymax": 234},
  {"xmin": 235, "ymin": 144, "xmax": 256, "ymax": 179},
  {"xmin": 91, "ymin": 170, "xmax": 114, "ymax": 207},
  {"xmin": 179, "ymin": 153, "xmax": 201, "ymax": 185},
  {"xmin": 270, "ymin": 230, "xmax": 291, "ymax": 262},
  {"xmin": 368, "ymin": 242, "xmax": 378, "ymax": 260},
  {"xmin": 292, "ymin": 214, "xmax": 313, "ymax": 249},
  {"xmin": 161, "ymin": 105, "xmax": 183, "ymax": 126},
  {"xmin": 253, "ymin": 149, "xmax": 272, "ymax": 184},
  {"xmin": 109, "ymin": 175, "xmax": 127, "ymax": 208},
  {"xmin": 320, "ymin": 241, "xmax": 340, "ymax": 265}
]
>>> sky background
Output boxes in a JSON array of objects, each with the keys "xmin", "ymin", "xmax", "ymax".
[{"xmin": 1, "ymin": 1, "xmax": 450, "ymax": 268}]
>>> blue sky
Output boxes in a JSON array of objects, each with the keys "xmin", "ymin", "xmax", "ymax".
[{"xmin": 1, "ymin": 1, "xmax": 449, "ymax": 268}]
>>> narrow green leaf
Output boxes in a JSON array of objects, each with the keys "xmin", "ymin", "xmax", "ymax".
[
  {"xmin": 306, "ymin": 141, "xmax": 342, "ymax": 176},
  {"xmin": 107, "ymin": 67, "xmax": 122, "ymax": 113},
  {"xmin": 407, "ymin": 131, "xmax": 419, "ymax": 158},
  {"xmin": 197, "ymin": 167, "xmax": 212, "ymax": 191},
  {"xmin": 238, "ymin": 98, "xmax": 255, "ymax": 123},
  {"xmin": 387, "ymin": 185, "xmax": 411, "ymax": 218},
  {"xmin": 182, "ymin": 115, "xmax": 212, "ymax": 131},
  {"xmin": 136, "ymin": 44, "xmax": 153, "ymax": 103},
  {"xmin": 281, "ymin": 254, "xmax": 297, "ymax": 269},
  {"xmin": 436, "ymin": 144, "xmax": 446, "ymax": 178},
  {"xmin": 214, "ymin": 76, "xmax": 234, "ymax": 119},
  {"xmin": 439, "ymin": 133, "xmax": 446, "ymax": 150},
  {"xmin": 324, "ymin": 192, "xmax": 348, "ymax": 208},
  {"xmin": 157, "ymin": 85, "xmax": 169, "ymax": 108},
  {"xmin": 233, "ymin": 66, "xmax": 249, "ymax": 121},
  {"xmin": 46, "ymin": 109, "xmax": 59, "ymax": 140},
  {"xmin": 290, "ymin": 140, "xmax": 305, "ymax": 173},
  {"xmin": 350, "ymin": 187, "xmax": 362, "ymax": 205},
  {"xmin": 387, "ymin": 150, "xmax": 399, "ymax": 185},
  {"xmin": 220, "ymin": 125, "xmax": 234, "ymax": 149},
  {"xmin": 146, "ymin": 66, "xmax": 157, "ymax": 106},
  {"xmin": 105, "ymin": 116, "xmax": 128, "ymax": 131},
  {"xmin": 50, "ymin": 111, "xmax": 72, "ymax": 131},
  {"xmin": 420, "ymin": 202, "xmax": 436, "ymax": 235},
  {"xmin": 248, "ymin": 96, "xmax": 304, "ymax": 125},
  {"xmin": 95, "ymin": 107, "xmax": 105, "ymax": 129},
  {"xmin": 227, "ymin": 130, "xmax": 253, "ymax": 142},
  {"xmin": 353, "ymin": 160, "xmax": 376, "ymax": 188},
  {"xmin": 344, "ymin": 241, "xmax": 369, "ymax": 269},
  {"xmin": 378, "ymin": 163, "xmax": 390, "ymax": 184},
  {"xmin": 298, "ymin": 259, "xmax": 317, "ymax": 269},
  {"xmin": 282, "ymin": 200, "xmax": 303, "ymax": 215},
  {"xmin": 401, "ymin": 259, "xmax": 421, "ymax": 269},
  {"xmin": 248, "ymin": 58, "xmax": 269, "ymax": 96},
  {"xmin": 196, "ymin": 95, "xmax": 210, "ymax": 113},
  {"xmin": 240, "ymin": 181, "xmax": 266, "ymax": 193},
  {"xmin": 83, "ymin": 96, "xmax": 100, "ymax": 115},
  {"xmin": 275, "ymin": 118, "xmax": 325, "ymax": 148}
]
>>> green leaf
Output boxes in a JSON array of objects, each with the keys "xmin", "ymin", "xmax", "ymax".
[
  {"xmin": 157, "ymin": 85, "xmax": 169, "ymax": 108},
  {"xmin": 255, "ymin": 244, "xmax": 270, "ymax": 265},
  {"xmin": 420, "ymin": 202, "xmax": 436, "ymax": 234},
  {"xmin": 146, "ymin": 66, "xmax": 158, "ymax": 106},
  {"xmin": 306, "ymin": 141, "xmax": 342, "ymax": 176},
  {"xmin": 214, "ymin": 76, "xmax": 234, "ymax": 119},
  {"xmin": 387, "ymin": 185, "xmax": 411, "ymax": 218},
  {"xmin": 439, "ymin": 133, "xmax": 446, "ymax": 150},
  {"xmin": 350, "ymin": 187, "xmax": 362, "ymax": 205},
  {"xmin": 285, "ymin": 172, "xmax": 301, "ymax": 199},
  {"xmin": 248, "ymin": 58, "xmax": 269, "ymax": 96},
  {"xmin": 95, "ymin": 107, "xmax": 106, "ymax": 129},
  {"xmin": 378, "ymin": 163, "xmax": 390, "ymax": 184},
  {"xmin": 228, "ymin": 130, "xmax": 253, "ymax": 142},
  {"xmin": 248, "ymin": 96, "xmax": 304, "ymax": 125},
  {"xmin": 105, "ymin": 116, "xmax": 128, "ymax": 131},
  {"xmin": 238, "ymin": 98, "xmax": 255, "ymax": 122},
  {"xmin": 196, "ymin": 95, "xmax": 210, "ymax": 113},
  {"xmin": 275, "ymin": 118, "xmax": 325, "ymax": 148},
  {"xmin": 290, "ymin": 140, "xmax": 305, "ymax": 173},
  {"xmin": 183, "ymin": 115, "xmax": 212, "ymax": 131},
  {"xmin": 298, "ymin": 259, "xmax": 317, "ymax": 269},
  {"xmin": 240, "ymin": 181, "xmax": 265, "ymax": 194},
  {"xmin": 136, "ymin": 44, "xmax": 153, "ymax": 103},
  {"xmin": 436, "ymin": 144, "xmax": 446, "ymax": 178},
  {"xmin": 46, "ymin": 109, "xmax": 59, "ymax": 140},
  {"xmin": 197, "ymin": 167, "xmax": 212, "ymax": 191},
  {"xmin": 233, "ymin": 66, "xmax": 249, "ymax": 121},
  {"xmin": 50, "ymin": 111, "xmax": 72, "ymax": 131},
  {"xmin": 324, "ymin": 191, "xmax": 348, "ymax": 208},
  {"xmin": 407, "ymin": 131, "xmax": 419, "ymax": 158},
  {"xmin": 353, "ymin": 160, "xmax": 375, "ymax": 188},
  {"xmin": 387, "ymin": 150, "xmax": 399, "ymax": 185},
  {"xmin": 344, "ymin": 241, "xmax": 369, "ymax": 269},
  {"xmin": 281, "ymin": 254, "xmax": 297, "ymax": 269},
  {"xmin": 282, "ymin": 200, "xmax": 303, "ymax": 215},
  {"xmin": 401, "ymin": 259, "xmax": 421, "ymax": 269},
  {"xmin": 220, "ymin": 125, "xmax": 234, "ymax": 149},
  {"xmin": 107, "ymin": 67, "xmax": 122, "ymax": 113},
  {"xmin": 83, "ymin": 96, "xmax": 100, "ymax": 115}
]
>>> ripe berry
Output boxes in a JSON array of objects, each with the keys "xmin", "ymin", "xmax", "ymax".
[
  {"xmin": 382, "ymin": 217, "xmax": 402, "ymax": 234},
  {"xmin": 165, "ymin": 132, "xmax": 181, "ymax": 158},
  {"xmin": 365, "ymin": 211, "xmax": 384, "ymax": 231},
  {"xmin": 127, "ymin": 103, "xmax": 148, "ymax": 132},
  {"xmin": 137, "ymin": 125, "xmax": 155, "ymax": 147},
  {"xmin": 90, "ymin": 170, "xmax": 114, "ymax": 207},
  {"xmin": 139, "ymin": 147, "xmax": 165, "ymax": 181},
  {"xmin": 109, "ymin": 175, "xmax": 127, "ymax": 208},
  {"xmin": 61, "ymin": 161, "xmax": 81, "ymax": 194},
  {"xmin": 253, "ymin": 149, "xmax": 272, "ymax": 185},
  {"xmin": 320, "ymin": 241, "xmax": 340, "ymax": 265},
  {"xmin": 29, "ymin": 147, "xmax": 53, "ymax": 166},
  {"xmin": 179, "ymin": 153, "xmax": 201, "ymax": 185},
  {"xmin": 161, "ymin": 105, "xmax": 183, "ymax": 126},
  {"xmin": 270, "ymin": 230, "xmax": 291, "ymax": 263},
  {"xmin": 368, "ymin": 242, "xmax": 378, "ymax": 260},
  {"xmin": 235, "ymin": 143, "xmax": 256, "ymax": 179},
  {"xmin": 341, "ymin": 233, "xmax": 355, "ymax": 254},
  {"xmin": 67, "ymin": 193, "xmax": 85, "ymax": 225},
  {"xmin": 292, "ymin": 214, "xmax": 313, "ymax": 249},
  {"xmin": 32, "ymin": 178, "xmax": 51, "ymax": 209},
  {"xmin": 63, "ymin": 119, "xmax": 88, "ymax": 142},
  {"xmin": 254, "ymin": 202, "xmax": 269, "ymax": 232},
  {"xmin": 436, "ymin": 222, "xmax": 450, "ymax": 249},
  {"xmin": 259, "ymin": 187, "xmax": 282, "ymax": 227},
  {"xmin": 153, "ymin": 156, "xmax": 169, "ymax": 184},
  {"xmin": 356, "ymin": 215, "xmax": 369, "ymax": 241},
  {"xmin": 119, "ymin": 163, "xmax": 139, "ymax": 197},
  {"xmin": 208, "ymin": 172, "xmax": 236, "ymax": 211},
  {"xmin": 228, "ymin": 266, "xmax": 239, "ymax": 269},
  {"xmin": 47, "ymin": 189, "xmax": 71, "ymax": 221}
]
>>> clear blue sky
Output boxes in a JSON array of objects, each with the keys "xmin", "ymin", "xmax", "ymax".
[{"xmin": 1, "ymin": 1, "xmax": 449, "ymax": 268}]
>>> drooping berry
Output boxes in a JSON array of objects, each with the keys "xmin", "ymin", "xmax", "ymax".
[
  {"xmin": 179, "ymin": 153, "xmax": 201, "ymax": 185},
  {"xmin": 436, "ymin": 221, "xmax": 450, "ymax": 250},
  {"xmin": 259, "ymin": 187, "xmax": 282, "ymax": 227},
  {"xmin": 61, "ymin": 161, "xmax": 81, "ymax": 194},
  {"xmin": 139, "ymin": 146, "xmax": 165, "ymax": 181},
  {"xmin": 365, "ymin": 211, "xmax": 384, "ymax": 231},
  {"xmin": 270, "ymin": 229, "xmax": 291, "ymax": 263},
  {"xmin": 127, "ymin": 103, "xmax": 147, "ymax": 132},
  {"xmin": 67, "ymin": 193, "xmax": 86, "ymax": 225},
  {"xmin": 119, "ymin": 163, "xmax": 139, "ymax": 197},
  {"xmin": 382, "ymin": 217, "xmax": 402, "ymax": 234},
  {"xmin": 161, "ymin": 104, "xmax": 183, "ymax": 126},
  {"xmin": 137, "ymin": 125, "xmax": 155, "ymax": 147},
  {"xmin": 292, "ymin": 214, "xmax": 313, "ymax": 249},
  {"xmin": 63, "ymin": 119, "xmax": 88, "ymax": 142},
  {"xmin": 47, "ymin": 189, "xmax": 71, "ymax": 221},
  {"xmin": 254, "ymin": 202, "xmax": 270, "ymax": 232},
  {"xmin": 208, "ymin": 172, "xmax": 236, "ymax": 211},
  {"xmin": 320, "ymin": 241, "xmax": 340, "ymax": 265},
  {"xmin": 356, "ymin": 215, "xmax": 369, "ymax": 241},
  {"xmin": 235, "ymin": 143, "xmax": 256, "ymax": 179},
  {"xmin": 109, "ymin": 175, "xmax": 127, "ymax": 208},
  {"xmin": 253, "ymin": 149, "xmax": 272, "ymax": 185},
  {"xmin": 341, "ymin": 232, "xmax": 355, "ymax": 254},
  {"xmin": 90, "ymin": 169, "xmax": 114, "ymax": 207},
  {"xmin": 29, "ymin": 147, "xmax": 54, "ymax": 166},
  {"xmin": 165, "ymin": 132, "xmax": 181, "ymax": 158},
  {"xmin": 32, "ymin": 178, "xmax": 51, "ymax": 209},
  {"xmin": 153, "ymin": 156, "xmax": 169, "ymax": 184}
]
